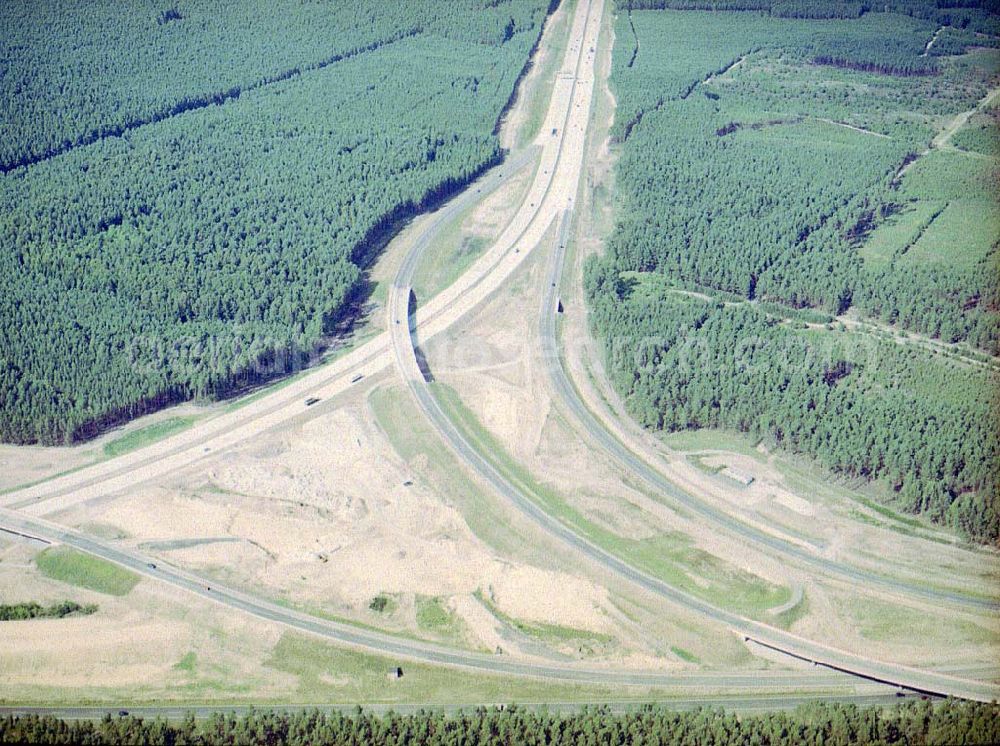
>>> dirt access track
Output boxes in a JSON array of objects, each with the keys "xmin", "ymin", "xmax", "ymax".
[
  {"xmin": 384, "ymin": 0, "xmax": 996, "ymax": 702},
  {"xmin": 2, "ymin": 0, "xmax": 997, "ymax": 704},
  {"xmin": 0, "ymin": 0, "xmax": 728, "ymax": 696}
]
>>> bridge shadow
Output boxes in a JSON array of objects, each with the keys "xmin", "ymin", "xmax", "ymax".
[{"xmin": 408, "ymin": 288, "xmax": 435, "ymax": 383}]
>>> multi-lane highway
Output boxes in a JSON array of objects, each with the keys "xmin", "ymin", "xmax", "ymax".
[
  {"xmin": 0, "ymin": 0, "xmax": 899, "ymax": 700},
  {"xmin": 384, "ymin": 0, "xmax": 999, "ymax": 705},
  {"xmin": 0, "ymin": 0, "xmax": 988, "ymax": 619},
  {"xmin": 1, "ymin": 148, "xmax": 538, "ymax": 518},
  {"xmin": 2, "ymin": 0, "xmax": 996, "ymax": 709},
  {"xmin": 0, "ymin": 0, "xmax": 873, "ymax": 706},
  {"xmin": 7, "ymin": 0, "xmax": 867, "ymax": 704},
  {"xmin": 0, "ymin": 507, "xmax": 873, "ymax": 695}
]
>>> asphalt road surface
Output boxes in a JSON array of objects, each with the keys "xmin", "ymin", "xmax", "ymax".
[
  {"xmin": 385, "ymin": 0, "xmax": 999, "ymax": 705},
  {"xmin": 0, "ymin": 506, "xmax": 872, "ymax": 695},
  {"xmin": 2, "ymin": 0, "xmax": 995, "ymax": 709},
  {"xmin": 2, "ymin": 0, "xmax": 988, "ymax": 624},
  {"xmin": 537, "ymin": 212, "xmax": 996, "ymax": 614},
  {"xmin": 2, "ymin": 146, "xmax": 539, "ymax": 519},
  {"xmin": 0, "ymin": 0, "xmax": 876, "ymax": 706}
]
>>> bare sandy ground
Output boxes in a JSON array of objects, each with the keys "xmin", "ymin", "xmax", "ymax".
[
  {"xmin": 4, "ymin": 1, "xmax": 723, "ymax": 688},
  {"xmin": 5, "ymin": 0, "xmax": 996, "ymax": 702},
  {"xmin": 0, "ymin": 2, "xmax": 570, "ymax": 498},
  {"xmin": 57, "ymin": 371, "xmax": 719, "ymax": 668},
  {"xmin": 426, "ymin": 235, "xmax": 809, "ymax": 597},
  {"xmin": 421, "ymin": 15, "xmax": 804, "ymax": 601},
  {"xmin": 424, "ymin": 4, "xmax": 1000, "ymax": 672},
  {"xmin": 1, "ymin": 1, "xmax": 680, "ymax": 701},
  {"xmin": 0, "ymin": 444, "xmax": 97, "ymax": 495},
  {"xmin": 699, "ymin": 453, "xmax": 814, "ymax": 518},
  {"xmin": 0, "ymin": 539, "xmax": 290, "ymax": 697},
  {"xmin": 29, "ymin": 20, "xmax": 720, "ymax": 666}
]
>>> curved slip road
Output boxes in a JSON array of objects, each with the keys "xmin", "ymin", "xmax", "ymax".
[
  {"xmin": 538, "ymin": 211, "xmax": 998, "ymax": 614},
  {"xmin": 385, "ymin": 0, "xmax": 999, "ymax": 705},
  {"xmin": 0, "ymin": 506, "xmax": 867, "ymax": 694},
  {"xmin": 2, "ymin": 0, "xmax": 994, "ymax": 705},
  {"xmin": 0, "ymin": 0, "xmax": 865, "ymax": 706},
  {"xmin": 3, "ymin": 0, "xmax": 594, "ymax": 520},
  {"xmin": 387, "ymin": 273, "xmax": 1000, "ymax": 704},
  {"xmin": 1, "ymin": 0, "xmax": 593, "ymax": 518},
  {"xmin": 392, "ymin": 236, "xmax": 1000, "ymax": 703},
  {"xmin": 3, "ymin": 150, "xmax": 538, "ymax": 518},
  {"xmin": 2, "ymin": 0, "xmax": 987, "ymax": 622}
]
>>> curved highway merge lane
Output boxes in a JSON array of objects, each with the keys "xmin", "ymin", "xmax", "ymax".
[
  {"xmin": 385, "ymin": 0, "xmax": 999, "ymax": 705},
  {"xmin": 2, "ymin": 0, "xmax": 995, "ymax": 707},
  {"xmin": 0, "ymin": 506, "xmax": 872, "ymax": 695},
  {"xmin": 537, "ymin": 209, "xmax": 998, "ymax": 614}
]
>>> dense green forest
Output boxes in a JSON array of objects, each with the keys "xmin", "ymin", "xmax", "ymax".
[
  {"xmin": 952, "ymin": 104, "xmax": 1000, "ymax": 154},
  {"xmin": 587, "ymin": 271, "xmax": 999, "ymax": 537},
  {"xmin": 2, "ymin": 700, "xmax": 997, "ymax": 745},
  {"xmin": 621, "ymin": 0, "xmax": 999, "ymax": 34},
  {"xmin": 587, "ymin": 2, "xmax": 999, "ymax": 540},
  {"xmin": 0, "ymin": 1, "xmax": 550, "ymax": 171},
  {"xmin": 0, "ymin": 0, "xmax": 554, "ymax": 444}
]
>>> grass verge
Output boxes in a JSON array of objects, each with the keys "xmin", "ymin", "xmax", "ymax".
[
  {"xmin": 102, "ymin": 416, "xmax": 198, "ymax": 458},
  {"xmin": 263, "ymin": 631, "xmax": 641, "ymax": 704},
  {"xmin": 475, "ymin": 588, "xmax": 614, "ymax": 649},
  {"xmin": 415, "ymin": 596, "xmax": 452, "ymax": 631},
  {"xmin": 35, "ymin": 546, "xmax": 139, "ymax": 596},
  {"xmin": 173, "ymin": 651, "xmax": 198, "ymax": 673},
  {"xmin": 431, "ymin": 383, "xmax": 789, "ymax": 617},
  {"xmin": 670, "ymin": 645, "xmax": 699, "ymax": 663},
  {"xmin": 412, "ymin": 157, "xmax": 536, "ymax": 301}
]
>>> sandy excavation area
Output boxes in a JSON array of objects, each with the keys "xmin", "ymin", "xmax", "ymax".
[
  {"xmin": 5, "ymin": 0, "xmax": 997, "ymax": 701},
  {"xmin": 421, "ymin": 231, "xmax": 999, "ymax": 670},
  {"xmin": 45, "ymin": 369, "xmax": 735, "ymax": 670},
  {"xmin": 414, "ymin": 8, "xmax": 1000, "ymax": 670},
  {"xmin": 17, "ymin": 17, "xmax": 743, "ymax": 677},
  {"xmin": 425, "ymin": 235, "xmax": 999, "ymax": 671}
]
